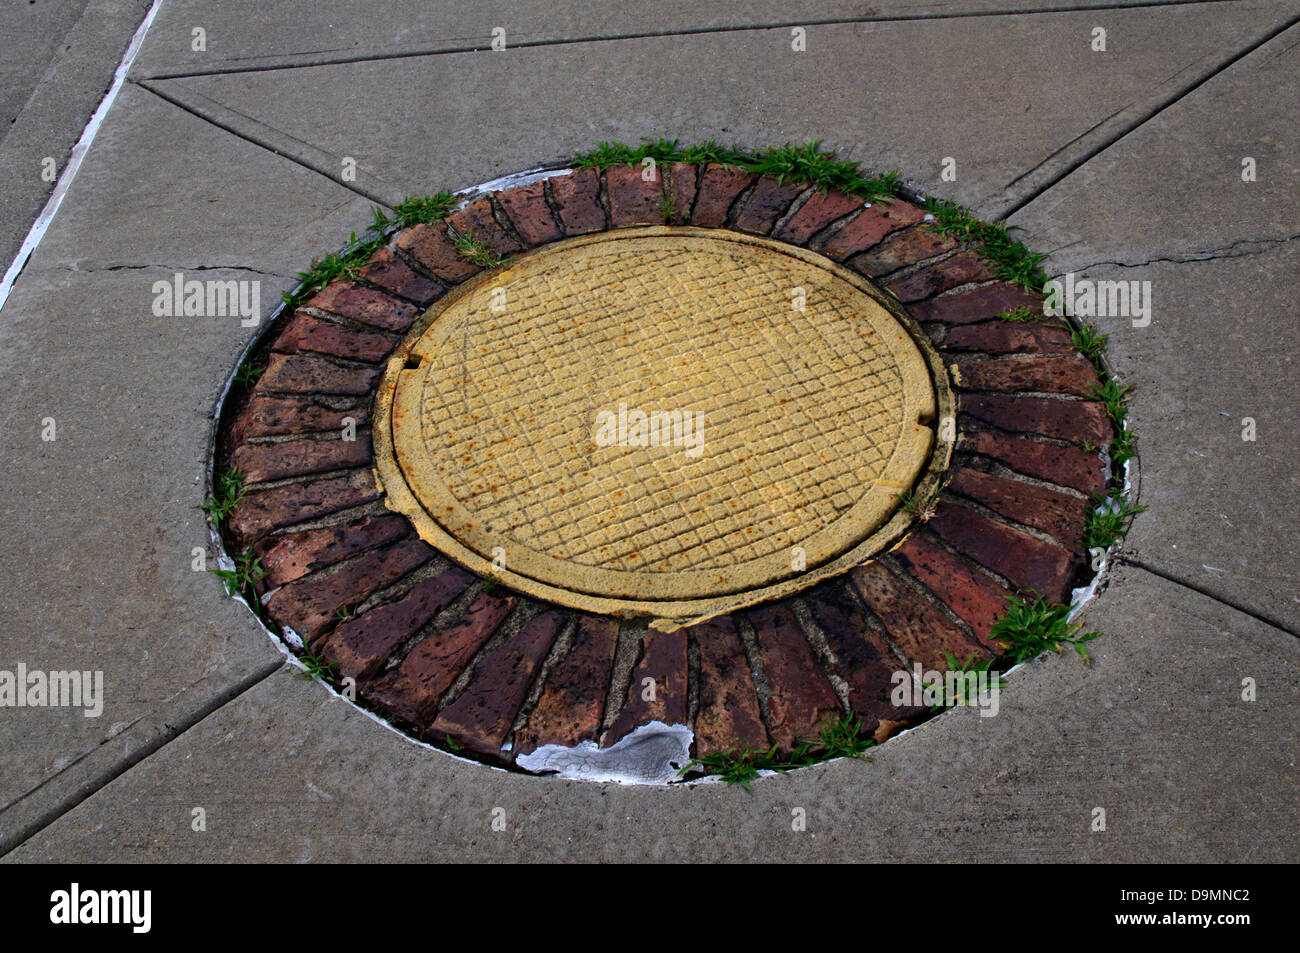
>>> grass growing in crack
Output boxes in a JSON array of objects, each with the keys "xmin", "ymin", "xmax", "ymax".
[
  {"xmin": 1091, "ymin": 378, "xmax": 1134, "ymax": 425},
  {"xmin": 991, "ymin": 593, "xmax": 1100, "ymax": 664},
  {"xmin": 1068, "ymin": 319, "xmax": 1109, "ymax": 362},
  {"xmin": 387, "ymin": 191, "xmax": 457, "ymax": 228},
  {"xmin": 297, "ymin": 649, "xmax": 338, "ymax": 683},
  {"xmin": 999, "ymin": 305, "xmax": 1040, "ymax": 322},
  {"xmin": 679, "ymin": 712, "xmax": 875, "ymax": 789},
  {"xmin": 201, "ymin": 469, "xmax": 246, "ymax": 523},
  {"xmin": 210, "ymin": 547, "xmax": 264, "ymax": 599},
  {"xmin": 479, "ymin": 573, "xmax": 502, "ymax": 594},
  {"xmin": 1109, "ymin": 428, "xmax": 1138, "ymax": 468},
  {"xmin": 573, "ymin": 139, "xmax": 901, "ymax": 202},
  {"xmin": 232, "ymin": 359, "xmax": 265, "ymax": 386},
  {"xmin": 282, "ymin": 229, "xmax": 385, "ymax": 311},
  {"xmin": 926, "ymin": 653, "xmax": 1007, "ymax": 712},
  {"xmin": 922, "ymin": 197, "xmax": 1048, "ymax": 292},
  {"xmin": 1083, "ymin": 492, "xmax": 1146, "ymax": 550},
  {"xmin": 448, "ymin": 225, "xmax": 512, "ymax": 268},
  {"xmin": 657, "ymin": 193, "xmax": 677, "ymax": 224},
  {"xmin": 897, "ymin": 486, "xmax": 938, "ymax": 522},
  {"xmin": 334, "ymin": 605, "xmax": 353, "ymax": 623}
]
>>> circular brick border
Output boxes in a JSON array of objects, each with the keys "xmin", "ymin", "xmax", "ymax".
[{"xmin": 212, "ymin": 160, "xmax": 1115, "ymax": 781}]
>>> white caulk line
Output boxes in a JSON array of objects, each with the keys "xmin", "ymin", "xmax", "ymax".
[{"xmin": 0, "ymin": 0, "xmax": 165, "ymax": 315}]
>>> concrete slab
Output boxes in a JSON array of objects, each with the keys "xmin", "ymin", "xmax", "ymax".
[
  {"xmin": 130, "ymin": 0, "xmax": 1222, "ymax": 79},
  {"xmin": 141, "ymin": 1, "xmax": 1297, "ymax": 213},
  {"xmin": 1012, "ymin": 24, "xmax": 1300, "ymax": 630},
  {"xmin": 5, "ymin": 564, "xmax": 1295, "ymax": 861},
  {"xmin": 0, "ymin": 81, "xmax": 378, "ymax": 846}
]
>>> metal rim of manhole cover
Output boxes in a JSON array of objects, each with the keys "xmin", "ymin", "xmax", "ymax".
[
  {"xmin": 211, "ymin": 155, "xmax": 1126, "ymax": 784},
  {"xmin": 374, "ymin": 226, "xmax": 954, "ymax": 629}
]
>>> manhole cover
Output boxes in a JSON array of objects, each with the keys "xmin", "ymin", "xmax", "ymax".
[{"xmin": 375, "ymin": 227, "xmax": 953, "ymax": 627}]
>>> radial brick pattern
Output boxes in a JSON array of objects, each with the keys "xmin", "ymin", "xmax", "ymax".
[{"xmin": 215, "ymin": 161, "xmax": 1112, "ymax": 780}]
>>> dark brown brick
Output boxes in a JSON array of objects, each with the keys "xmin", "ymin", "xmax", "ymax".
[
  {"xmin": 604, "ymin": 628, "xmax": 688, "ymax": 745},
  {"xmin": 961, "ymin": 394, "xmax": 1112, "ymax": 444},
  {"xmin": 446, "ymin": 197, "xmax": 522, "ymax": 256},
  {"xmin": 774, "ymin": 189, "xmax": 861, "ymax": 244},
  {"xmin": 228, "ymin": 469, "xmax": 380, "ymax": 548},
  {"xmin": 357, "ymin": 246, "xmax": 444, "ymax": 305},
  {"xmin": 304, "ymin": 282, "xmax": 419, "ymax": 332},
  {"xmin": 733, "ymin": 177, "xmax": 804, "ymax": 235},
  {"xmin": 549, "ymin": 168, "xmax": 606, "ymax": 235},
  {"xmin": 956, "ymin": 354, "xmax": 1099, "ymax": 397},
  {"xmin": 605, "ymin": 164, "xmax": 664, "ymax": 226},
  {"xmin": 228, "ymin": 396, "xmax": 368, "ymax": 443},
  {"xmin": 928, "ymin": 500, "xmax": 1080, "ymax": 603},
  {"xmin": 941, "ymin": 320, "xmax": 1074, "ymax": 354},
  {"xmin": 431, "ymin": 610, "xmax": 565, "ymax": 756},
  {"xmin": 690, "ymin": 163, "xmax": 756, "ymax": 227},
  {"xmin": 252, "ymin": 514, "xmax": 410, "ymax": 588},
  {"xmin": 394, "ymin": 223, "xmax": 482, "ymax": 283},
  {"xmin": 515, "ymin": 615, "xmax": 618, "ymax": 755},
  {"xmin": 890, "ymin": 534, "xmax": 1012, "ymax": 647},
  {"xmin": 746, "ymin": 603, "xmax": 841, "ymax": 749},
  {"xmin": 946, "ymin": 467, "xmax": 1086, "ymax": 551},
  {"xmin": 846, "ymin": 225, "xmax": 957, "ymax": 277},
  {"xmin": 886, "ymin": 252, "xmax": 995, "ymax": 302},
  {"xmin": 256, "ymin": 352, "xmax": 379, "ymax": 397},
  {"xmin": 496, "ymin": 181, "xmax": 562, "ymax": 246},
  {"xmin": 265, "ymin": 538, "xmax": 435, "ymax": 645},
  {"xmin": 962, "ymin": 428, "xmax": 1106, "ymax": 496},
  {"xmin": 231, "ymin": 436, "xmax": 370, "ymax": 485},
  {"xmin": 691, "ymin": 616, "xmax": 768, "ymax": 757},
  {"xmin": 271, "ymin": 313, "xmax": 398, "ymax": 363},
  {"xmin": 802, "ymin": 581, "xmax": 922, "ymax": 732},
  {"xmin": 317, "ymin": 567, "xmax": 474, "ymax": 682},
  {"xmin": 821, "ymin": 200, "xmax": 926, "ymax": 260},
  {"xmin": 665, "ymin": 162, "xmax": 698, "ymax": 224},
  {"xmin": 850, "ymin": 561, "xmax": 987, "ymax": 670},
  {"xmin": 364, "ymin": 591, "xmax": 515, "ymax": 725},
  {"xmin": 909, "ymin": 283, "xmax": 1044, "ymax": 325}
]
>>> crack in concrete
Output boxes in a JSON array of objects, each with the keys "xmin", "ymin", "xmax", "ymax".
[{"xmin": 1069, "ymin": 231, "xmax": 1300, "ymax": 271}]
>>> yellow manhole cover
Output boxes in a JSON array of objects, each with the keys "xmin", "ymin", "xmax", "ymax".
[{"xmin": 374, "ymin": 226, "xmax": 953, "ymax": 628}]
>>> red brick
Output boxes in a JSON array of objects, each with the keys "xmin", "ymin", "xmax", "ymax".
[
  {"xmin": 961, "ymin": 393, "xmax": 1112, "ymax": 444},
  {"xmin": 774, "ymin": 189, "xmax": 861, "ymax": 244},
  {"xmin": 604, "ymin": 628, "xmax": 688, "ymax": 745},
  {"xmin": 252, "ymin": 513, "xmax": 410, "ymax": 588},
  {"xmin": 733, "ymin": 177, "xmax": 804, "ymax": 235},
  {"xmin": 394, "ymin": 223, "xmax": 482, "ymax": 283},
  {"xmin": 318, "ymin": 567, "xmax": 475, "ymax": 681},
  {"xmin": 956, "ymin": 354, "xmax": 1099, "ymax": 397},
  {"xmin": 909, "ymin": 283, "xmax": 1044, "ymax": 325},
  {"xmin": 802, "ymin": 581, "xmax": 922, "ymax": 731},
  {"xmin": 889, "ymin": 534, "xmax": 1012, "ymax": 647},
  {"xmin": 228, "ymin": 396, "xmax": 368, "ymax": 443},
  {"xmin": 928, "ymin": 500, "xmax": 1080, "ymax": 603},
  {"xmin": 746, "ymin": 603, "xmax": 841, "ymax": 749},
  {"xmin": 886, "ymin": 252, "xmax": 995, "ymax": 302},
  {"xmin": 690, "ymin": 163, "xmax": 756, "ymax": 227},
  {"xmin": 850, "ymin": 561, "xmax": 987, "ymax": 670},
  {"xmin": 515, "ymin": 615, "xmax": 618, "ymax": 755},
  {"xmin": 846, "ymin": 225, "xmax": 957, "ymax": 277},
  {"xmin": 962, "ymin": 428, "xmax": 1106, "ymax": 496},
  {"xmin": 271, "ymin": 313, "xmax": 398, "ymax": 363},
  {"xmin": 364, "ymin": 590, "xmax": 516, "ymax": 725},
  {"xmin": 496, "ymin": 181, "xmax": 562, "ymax": 246},
  {"xmin": 941, "ymin": 320, "xmax": 1074, "ymax": 354},
  {"xmin": 304, "ymin": 282, "xmax": 419, "ymax": 332},
  {"xmin": 946, "ymin": 467, "xmax": 1086, "ymax": 551},
  {"xmin": 231, "ymin": 436, "xmax": 369, "ymax": 485},
  {"xmin": 821, "ymin": 200, "xmax": 926, "ymax": 260},
  {"xmin": 549, "ymin": 168, "xmax": 606, "ymax": 235},
  {"xmin": 691, "ymin": 616, "xmax": 768, "ymax": 757},
  {"xmin": 228, "ymin": 469, "xmax": 380, "ymax": 548},
  {"xmin": 665, "ymin": 163, "xmax": 698, "ymax": 224},
  {"xmin": 357, "ymin": 246, "xmax": 444, "ymax": 306},
  {"xmin": 446, "ymin": 197, "xmax": 522, "ymax": 256},
  {"xmin": 605, "ymin": 164, "xmax": 664, "ymax": 226},
  {"xmin": 256, "ymin": 352, "xmax": 380, "ymax": 397},
  {"xmin": 265, "ymin": 538, "xmax": 434, "ymax": 645},
  {"xmin": 431, "ymin": 610, "xmax": 564, "ymax": 756}
]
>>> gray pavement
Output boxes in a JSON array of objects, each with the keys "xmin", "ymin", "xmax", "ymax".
[{"xmin": 0, "ymin": 0, "xmax": 1296, "ymax": 862}]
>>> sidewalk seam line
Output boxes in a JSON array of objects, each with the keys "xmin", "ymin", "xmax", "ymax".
[{"xmin": 1117, "ymin": 556, "xmax": 1299, "ymax": 638}]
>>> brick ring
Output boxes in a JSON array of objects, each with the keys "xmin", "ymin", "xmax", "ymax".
[{"xmin": 212, "ymin": 157, "xmax": 1118, "ymax": 783}]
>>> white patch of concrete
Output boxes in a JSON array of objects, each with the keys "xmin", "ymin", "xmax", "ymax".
[
  {"xmin": 516, "ymin": 721, "xmax": 693, "ymax": 784},
  {"xmin": 453, "ymin": 166, "xmax": 575, "ymax": 206}
]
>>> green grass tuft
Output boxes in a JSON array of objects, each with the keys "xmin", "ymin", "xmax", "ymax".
[
  {"xmin": 922, "ymin": 198, "xmax": 1047, "ymax": 292},
  {"xmin": 1083, "ymin": 492, "xmax": 1146, "ymax": 550},
  {"xmin": 447, "ymin": 224, "xmax": 512, "ymax": 268},
  {"xmin": 991, "ymin": 593, "xmax": 1099, "ymax": 664},
  {"xmin": 202, "ymin": 469, "xmax": 246, "ymax": 523},
  {"xmin": 209, "ymin": 546, "xmax": 264, "ymax": 600},
  {"xmin": 679, "ymin": 712, "xmax": 876, "ymax": 788}
]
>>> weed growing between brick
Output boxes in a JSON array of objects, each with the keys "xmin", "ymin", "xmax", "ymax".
[
  {"xmin": 679, "ymin": 712, "xmax": 875, "ymax": 788},
  {"xmin": 991, "ymin": 593, "xmax": 1100, "ymax": 664}
]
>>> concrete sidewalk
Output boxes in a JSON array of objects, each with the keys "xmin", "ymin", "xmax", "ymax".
[{"xmin": 1, "ymin": 0, "xmax": 1296, "ymax": 862}]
